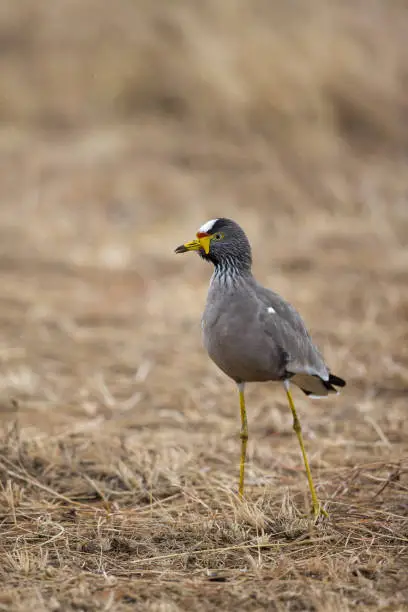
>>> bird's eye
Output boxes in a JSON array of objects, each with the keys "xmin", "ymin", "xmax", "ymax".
[{"xmin": 213, "ymin": 232, "xmax": 224, "ymax": 241}]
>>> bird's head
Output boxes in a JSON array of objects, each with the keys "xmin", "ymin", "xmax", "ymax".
[{"xmin": 175, "ymin": 218, "xmax": 252, "ymax": 270}]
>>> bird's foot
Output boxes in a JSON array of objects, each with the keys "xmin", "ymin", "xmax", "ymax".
[{"xmin": 311, "ymin": 501, "xmax": 329, "ymax": 521}]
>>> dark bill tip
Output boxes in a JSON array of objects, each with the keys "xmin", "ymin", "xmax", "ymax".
[{"xmin": 175, "ymin": 244, "xmax": 188, "ymax": 254}]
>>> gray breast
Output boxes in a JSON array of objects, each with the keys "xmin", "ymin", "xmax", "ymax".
[{"xmin": 202, "ymin": 275, "xmax": 288, "ymax": 383}]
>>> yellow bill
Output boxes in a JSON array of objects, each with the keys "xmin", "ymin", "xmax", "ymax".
[{"xmin": 175, "ymin": 234, "xmax": 211, "ymax": 255}]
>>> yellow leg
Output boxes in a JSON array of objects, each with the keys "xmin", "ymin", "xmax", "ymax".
[
  {"xmin": 238, "ymin": 383, "xmax": 248, "ymax": 498},
  {"xmin": 284, "ymin": 381, "xmax": 328, "ymax": 519}
]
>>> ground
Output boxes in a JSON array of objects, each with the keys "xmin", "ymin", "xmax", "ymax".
[{"xmin": 0, "ymin": 2, "xmax": 408, "ymax": 611}]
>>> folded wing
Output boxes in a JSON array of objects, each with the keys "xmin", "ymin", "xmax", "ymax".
[{"xmin": 256, "ymin": 284, "xmax": 346, "ymax": 397}]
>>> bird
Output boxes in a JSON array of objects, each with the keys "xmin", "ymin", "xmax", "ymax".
[{"xmin": 175, "ymin": 218, "xmax": 346, "ymax": 518}]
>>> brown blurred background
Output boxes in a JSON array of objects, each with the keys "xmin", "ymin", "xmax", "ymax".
[
  {"xmin": 1, "ymin": 1, "xmax": 408, "ymax": 610},
  {"xmin": 0, "ymin": 0, "xmax": 407, "ymax": 440},
  {"xmin": 0, "ymin": 0, "xmax": 407, "ymax": 438}
]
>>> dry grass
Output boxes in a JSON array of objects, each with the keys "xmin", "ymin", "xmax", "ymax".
[{"xmin": 0, "ymin": 1, "xmax": 408, "ymax": 610}]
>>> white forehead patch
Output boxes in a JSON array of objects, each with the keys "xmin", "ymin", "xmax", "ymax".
[
  {"xmin": 198, "ymin": 219, "xmax": 219, "ymax": 234},
  {"xmin": 267, "ymin": 306, "xmax": 276, "ymax": 314}
]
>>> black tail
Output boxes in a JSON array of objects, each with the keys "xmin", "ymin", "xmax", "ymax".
[
  {"xmin": 300, "ymin": 373, "xmax": 346, "ymax": 397},
  {"xmin": 290, "ymin": 372, "xmax": 346, "ymax": 397},
  {"xmin": 328, "ymin": 374, "xmax": 346, "ymax": 388}
]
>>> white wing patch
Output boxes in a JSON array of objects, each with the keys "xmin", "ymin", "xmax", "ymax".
[
  {"xmin": 267, "ymin": 306, "xmax": 276, "ymax": 314},
  {"xmin": 198, "ymin": 219, "xmax": 218, "ymax": 234}
]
